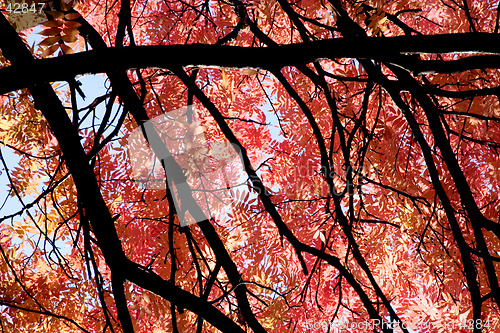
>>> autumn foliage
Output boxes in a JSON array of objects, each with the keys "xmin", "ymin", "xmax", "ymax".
[{"xmin": 0, "ymin": 0, "xmax": 500, "ymax": 332}]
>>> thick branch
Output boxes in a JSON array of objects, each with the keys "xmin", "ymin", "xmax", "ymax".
[
  {"xmin": 0, "ymin": 13, "xmax": 250, "ymax": 333},
  {"xmin": 75, "ymin": 14, "xmax": 267, "ymax": 333},
  {"xmin": 2, "ymin": 33, "xmax": 500, "ymax": 94}
]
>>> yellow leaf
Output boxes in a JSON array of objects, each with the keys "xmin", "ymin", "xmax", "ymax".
[
  {"xmin": 29, "ymin": 162, "xmax": 39, "ymax": 172},
  {"xmin": 25, "ymin": 182, "xmax": 37, "ymax": 195},
  {"xmin": 221, "ymin": 70, "xmax": 229, "ymax": 89},
  {"xmin": 378, "ymin": 13, "xmax": 388, "ymax": 25}
]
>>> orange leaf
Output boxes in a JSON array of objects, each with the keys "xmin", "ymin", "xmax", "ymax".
[
  {"xmin": 64, "ymin": 21, "xmax": 82, "ymax": 29},
  {"xmin": 62, "ymin": 27, "xmax": 79, "ymax": 36},
  {"xmin": 221, "ymin": 70, "xmax": 229, "ymax": 89},
  {"xmin": 64, "ymin": 13, "xmax": 81, "ymax": 20},
  {"xmin": 60, "ymin": 0, "xmax": 75, "ymax": 11},
  {"xmin": 39, "ymin": 36, "xmax": 61, "ymax": 47},
  {"xmin": 42, "ymin": 20, "xmax": 64, "ymax": 28},
  {"xmin": 61, "ymin": 34, "xmax": 77, "ymax": 43},
  {"xmin": 242, "ymin": 69, "xmax": 259, "ymax": 76},
  {"xmin": 41, "ymin": 44, "xmax": 59, "ymax": 57},
  {"xmin": 45, "ymin": 11, "xmax": 64, "ymax": 19},
  {"xmin": 59, "ymin": 44, "xmax": 74, "ymax": 54},
  {"xmin": 39, "ymin": 28, "xmax": 61, "ymax": 36}
]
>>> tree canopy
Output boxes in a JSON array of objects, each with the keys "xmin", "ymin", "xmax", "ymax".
[{"xmin": 0, "ymin": 0, "xmax": 500, "ymax": 332}]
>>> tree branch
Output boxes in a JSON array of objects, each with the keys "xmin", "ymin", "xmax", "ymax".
[{"xmin": 3, "ymin": 33, "xmax": 500, "ymax": 94}]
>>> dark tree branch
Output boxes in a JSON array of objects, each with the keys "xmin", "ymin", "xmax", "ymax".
[
  {"xmin": 390, "ymin": 64, "xmax": 500, "ymax": 314},
  {"xmin": 171, "ymin": 66, "xmax": 309, "ymax": 275},
  {"xmin": 369, "ymin": 64, "xmax": 484, "ymax": 333},
  {"xmin": 75, "ymin": 14, "xmax": 267, "ymax": 333},
  {"xmin": 0, "ymin": 13, "xmax": 250, "ymax": 333},
  {"xmin": 3, "ymin": 33, "xmax": 500, "ymax": 94},
  {"xmin": 0, "ymin": 300, "xmax": 91, "ymax": 333},
  {"xmin": 391, "ymin": 55, "xmax": 500, "ymax": 75}
]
